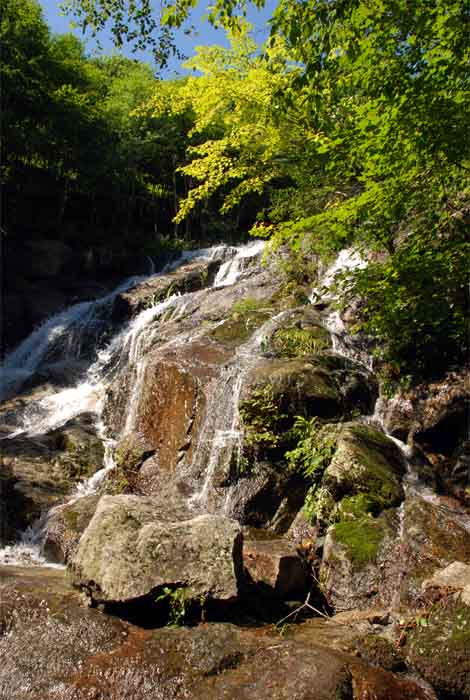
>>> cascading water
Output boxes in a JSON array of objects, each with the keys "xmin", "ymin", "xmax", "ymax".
[
  {"xmin": 188, "ymin": 307, "xmax": 291, "ymax": 513},
  {"xmin": 213, "ymin": 240, "xmax": 265, "ymax": 287},
  {"xmin": 0, "ymin": 241, "xmax": 266, "ymax": 566}
]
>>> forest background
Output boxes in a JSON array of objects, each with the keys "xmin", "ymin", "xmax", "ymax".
[{"xmin": 1, "ymin": 0, "xmax": 469, "ymax": 386}]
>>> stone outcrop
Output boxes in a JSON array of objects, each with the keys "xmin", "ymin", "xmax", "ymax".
[
  {"xmin": 42, "ymin": 494, "xmax": 100, "ymax": 564},
  {"xmin": 2, "ymin": 239, "xmax": 468, "ymax": 700},
  {"xmin": 311, "ymin": 423, "xmax": 407, "ymax": 611},
  {"xmin": 243, "ymin": 538, "xmax": 310, "ymax": 599},
  {"xmin": 313, "ymin": 422, "xmax": 406, "ymax": 526},
  {"xmin": 242, "ymin": 353, "xmax": 378, "ymax": 427},
  {"xmin": 72, "ymin": 496, "xmax": 243, "ymax": 604},
  {"xmin": 321, "ymin": 509, "xmax": 399, "ymax": 611},
  {"xmin": 0, "ymin": 414, "xmax": 104, "ymax": 543},
  {"xmin": 111, "ymin": 259, "xmax": 221, "ymax": 321},
  {"xmin": 0, "ymin": 565, "xmax": 434, "ymax": 700},
  {"xmin": 403, "ymin": 593, "xmax": 470, "ymax": 698}
]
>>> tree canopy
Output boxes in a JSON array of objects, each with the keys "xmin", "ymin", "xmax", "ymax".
[{"xmin": 3, "ymin": 0, "xmax": 469, "ymax": 385}]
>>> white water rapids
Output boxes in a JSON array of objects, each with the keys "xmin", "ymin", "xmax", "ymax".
[{"xmin": 0, "ymin": 241, "xmax": 265, "ymax": 566}]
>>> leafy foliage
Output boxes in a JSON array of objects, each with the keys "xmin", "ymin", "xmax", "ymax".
[
  {"xmin": 285, "ymin": 417, "xmax": 337, "ymax": 522},
  {"xmin": 155, "ymin": 586, "xmax": 189, "ymax": 626},
  {"xmin": 239, "ymin": 384, "xmax": 286, "ymax": 449}
]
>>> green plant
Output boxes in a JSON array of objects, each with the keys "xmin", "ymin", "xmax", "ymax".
[
  {"xmin": 155, "ymin": 586, "xmax": 188, "ymax": 627},
  {"xmin": 239, "ymin": 384, "xmax": 286, "ymax": 449},
  {"xmin": 271, "ymin": 327, "xmax": 329, "ymax": 358},
  {"xmin": 285, "ymin": 417, "xmax": 338, "ymax": 524},
  {"xmin": 286, "ymin": 417, "xmax": 337, "ymax": 480},
  {"xmin": 232, "ymin": 298, "xmax": 267, "ymax": 316}
]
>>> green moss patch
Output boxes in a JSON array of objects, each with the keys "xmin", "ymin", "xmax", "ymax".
[
  {"xmin": 211, "ymin": 297, "xmax": 274, "ymax": 347},
  {"xmin": 332, "ymin": 516, "xmax": 388, "ymax": 567}
]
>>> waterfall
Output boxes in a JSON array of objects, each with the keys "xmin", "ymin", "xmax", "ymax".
[
  {"xmin": 0, "ymin": 241, "xmax": 266, "ymax": 566},
  {"xmin": 213, "ymin": 240, "xmax": 265, "ymax": 287}
]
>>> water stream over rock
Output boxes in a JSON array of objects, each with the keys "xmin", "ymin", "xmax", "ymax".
[{"xmin": 1, "ymin": 240, "xmax": 468, "ymax": 700}]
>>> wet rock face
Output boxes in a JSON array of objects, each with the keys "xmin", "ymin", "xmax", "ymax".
[
  {"xmin": 72, "ymin": 496, "xmax": 243, "ymax": 604},
  {"xmin": 0, "ymin": 414, "xmax": 104, "ymax": 543},
  {"xmin": 111, "ymin": 259, "xmax": 220, "ymax": 321},
  {"xmin": 379, "ymin": 370, "xmax": 470, "ymax": 454},
  {"xmin": 242, "ymin": 353, "xmax": 378, "ymax": 427},
  {"xmin": 134, "ymin": 356, "xmax": 208, "ymax": 476}
]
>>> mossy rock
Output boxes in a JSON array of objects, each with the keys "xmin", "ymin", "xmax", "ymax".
[
  {"xmin": 210, "ymin": 297, "xmax": 274, "ymax": 347},
  {"xmin": 312, "ymin": 422, "xmax": 405, "ymax": 526},
  {"xmin": 404, "ymin": 595, "xmax": 470, "ymax": 697},
  {"xmin": 320, "ymin": 508, "xmax": 399, "ymax": 611},
  {"xmin": 352, "ymin": 634, "xmax": 406, "ymax": 672},
  {"xmin": 330, "ymin": 514, "xmax": 391, "ymax": 568}
]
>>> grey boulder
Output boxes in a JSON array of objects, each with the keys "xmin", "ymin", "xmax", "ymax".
[{"xmin": 71, "ymin": 495, "xmax": 243, "ymax": 604}]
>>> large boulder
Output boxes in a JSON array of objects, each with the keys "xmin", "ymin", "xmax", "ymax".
[
  {"xmin": 321, "ymin": 493, "xmax": 470, "ymax": 614},
  {"xmin": 241, "ymin": 354, "xmax": 378, "ymax": 429},
  {"xmin": 321, "ymin": 509, "xmax": 399, "ymax": 612},
  {"xmin": 312, "ymin": 422, "xmax": 406, "ymax": 527},
  {"xmin": 71, "ymin": 495, "xmax": 243, "ymax": 604},
  {"xmin": 313, "ymin": 423, "xmax": 407, "ymax": 611},
  {"xmin": 423, "ymin": 561, "xmax": 470, "ymax": 603},
  {"xmin": 393, "ymin": 497, "xmax": 470, "ymax": 610},
  {"xmin": 243, "ymin": 538, "xmax": 310, "ymax": 599}
]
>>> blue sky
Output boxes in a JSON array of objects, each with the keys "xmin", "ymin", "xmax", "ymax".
[{"xmin": 39, "ymin": 0, "xmax": 277, "ymax": 75}]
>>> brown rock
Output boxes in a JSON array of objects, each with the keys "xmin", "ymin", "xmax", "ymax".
[{"xmin": 243, "ymin": 539, "xmax": 310, "ymax": 599}]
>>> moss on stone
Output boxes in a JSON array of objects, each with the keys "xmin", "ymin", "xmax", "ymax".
[
  {"xmin": 332, "ymin": 516, "xmax": 388, "ymax": 567},
  {"xmin": 405, "ymin": 596, "xmax": 470, "ymax": 697},
  {"xmin": 211, "ymin": 298, "xmax": 273, "ymax": 347},
  {"xmin": 338, "ymin": 493, "xmax": 382, "ymax": 519}
]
